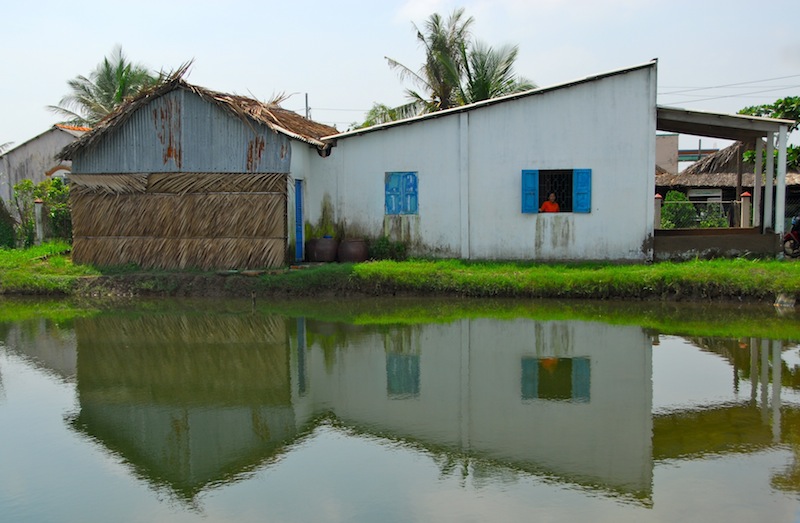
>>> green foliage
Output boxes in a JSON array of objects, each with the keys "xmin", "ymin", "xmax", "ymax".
[
  {"xmin": 698, "ymin": 202, "xmax": 728, "ymax": 228},
  {"xmin": 739, "ymin": 96, "xmax": 799, "ymax": 171},
  {"xmin": 660, "ymin": 190, "xmax": 697, "ymax": 229},
  {"xmin": 11, "ymin": 177, "xmax": 72, "ymax": 247},
  {"xmin": 743, "ymin": 145, "xmax": 800, "ymax": 173},
  {"xmin": 374, "ymin": 7, "xmax": 535, "ymax": 126},
  {"xmin": 48, "ymin": 45, "xmax": 160, "ymax": 126},
  {"xmin": 12, "ymin": 179, "xmax": 36, "ymax": 247},
  {"xmin": 368, "ymin": 236, "xmax": 408, "ymax": 261},
  {"xmin": 739, "ymin": 96, "xmax": 799, "ymax": 132},
  {"xmin": 0, "ymin": 198, "xmax": 15, "ymax": 248},
  {"xmin": 41, "ymin": 178, "xmax": 71, "ymax": 240}
]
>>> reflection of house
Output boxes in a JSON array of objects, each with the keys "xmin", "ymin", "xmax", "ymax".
[
  {"xmin": 1, "ymin": 319, "xmax": 77, "ymax": 381},
  {"xmin": 0, "ymin": 124, "xmax": 88, "ymax": 207},
  {"xmin": 70, "ymin": 313, "xmax": 295, "ymax": 499},
  {"xmin": 16, "ymin": 309, "xmax": 790, "ymax": 504},
  {"xmin": 295, "ymin": 318, "xmax": 655, "ymax": 498}
]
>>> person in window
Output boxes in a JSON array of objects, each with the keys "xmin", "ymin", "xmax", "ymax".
[{"xmin": 540, "ymin": 192, "xmax": 560, "ymax": 213}]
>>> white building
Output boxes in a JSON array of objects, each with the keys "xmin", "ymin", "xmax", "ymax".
[
  {"xmin": 291, "ymin": 59, "xmax": 793, "ymax": 262},
  {"xmin": 0, "ymin": 124, "xmax": 88, "ymax": 206}
]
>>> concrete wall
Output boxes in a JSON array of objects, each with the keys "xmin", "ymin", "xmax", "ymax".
[
  {"xmin": 0, "ymin": 127, "xmax": 78, "ymax": 206},
  {"xmin": 304, "ymin": 63, "xmax": 657, "ymax": 261},
  {"xmin": 656, "ymin": 134, "xmax": 679, "ymax": 175}
]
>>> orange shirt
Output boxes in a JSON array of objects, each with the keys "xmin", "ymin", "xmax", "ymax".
[{"xmin": 540, "ymin": 201, "xmax": 560, "ymax": 213}]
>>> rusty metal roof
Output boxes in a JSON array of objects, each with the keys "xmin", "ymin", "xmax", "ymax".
[{"xmin": 59, "ymin": 72, "xmax": 338, "ymax": 161}]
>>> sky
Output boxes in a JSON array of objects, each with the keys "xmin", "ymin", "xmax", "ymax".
[{"xmin": 2, "ymin": 0, "xmax": 799, "ymax": 151}]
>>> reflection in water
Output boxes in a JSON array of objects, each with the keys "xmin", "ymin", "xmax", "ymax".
[
  {"xmin": 70, "ymin": 313, "xmax": 294, "ymax": 499},
  {"xmin": 57, "ymin": 313, "xmax": 655, "ymax": 503},
  {"xmin": 2, "ymin": 304, "xmax": 800, "ymax": 520}
]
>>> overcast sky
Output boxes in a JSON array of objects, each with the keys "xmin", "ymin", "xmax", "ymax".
[{"xmin": 2, "ymin": 0, "xmax": 798, "ymax": 150}]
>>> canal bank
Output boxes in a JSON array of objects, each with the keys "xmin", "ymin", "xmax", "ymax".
[{"xmin": 62, "ymin": 258, "xmax": 800, "ymax": 303}]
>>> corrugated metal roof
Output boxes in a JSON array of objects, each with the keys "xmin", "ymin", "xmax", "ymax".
[{"xmin": 59, "ymin": 73, "xmax": 338, "ymax": 161}]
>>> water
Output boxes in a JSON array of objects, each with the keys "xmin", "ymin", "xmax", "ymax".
[{"xmin": 1, "ymin": 298, "xmax": 800, "ymax": 522}]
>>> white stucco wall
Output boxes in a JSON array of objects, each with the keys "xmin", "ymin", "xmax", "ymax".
[
  {"xmin": 303, "ymin": 63, "xmax": 657, "ymax": 261},
  {"xmin": 0, "ymin": 127, "xmax": 80, "ymax": 207}
]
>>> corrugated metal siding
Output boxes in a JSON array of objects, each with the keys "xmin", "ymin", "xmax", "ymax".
[{"xmin": 73, "ymin": 90, "xmax": 292, "ymax": 174}]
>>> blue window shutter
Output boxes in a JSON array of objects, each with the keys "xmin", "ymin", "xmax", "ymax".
[
  {"xmin": 521, "ymin": 170, "xmax": 539, "ymax": 213},
  {"xmin": 521, "ymin": 358, "xmax": 539, "ymax": 400},
  {"xmin": 403, "ymin": 172, "xmax": 418, "ymax": 214},
  {"xmin": 573, "ymin": 169, "xmax": 592, "ymax": 213},
  {"xmin": 571, "ymin": 357, "xmax": 591, "ymax": 402},
  {"xmin": 385, "ymin": 172, "xmax": 401, "ymax": 214}
]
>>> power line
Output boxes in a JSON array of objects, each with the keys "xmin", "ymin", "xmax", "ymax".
[
  {"xmin": 659, "ymin": 84, "xmax": 800, "ymax": 105},
  {"xmin": 660, "ymin": 73, "xmax": 800, "ymax": 96}
]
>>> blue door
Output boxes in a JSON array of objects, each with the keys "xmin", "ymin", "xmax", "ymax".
[{"xmin": 294, "ymin": 179, "xmax": 303, "ymax": 262}]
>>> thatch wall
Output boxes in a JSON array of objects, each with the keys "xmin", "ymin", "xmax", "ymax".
[
  {"xmin": 75, "ymin": 313, "xmax": 289, "ymax": 406},
  {"xmin": 71, "ymin": 172, "xmax": 287, "ymax": 269}
]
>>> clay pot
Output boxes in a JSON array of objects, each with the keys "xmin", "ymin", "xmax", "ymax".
[{"xmin": 308, "ymin": 237, "xmax": 338, "ymax": 262}]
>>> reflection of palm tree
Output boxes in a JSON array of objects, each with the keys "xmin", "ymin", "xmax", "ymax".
[{"xmin": 48, "ymin": 46, "xmax": 159, "ymax": 126}]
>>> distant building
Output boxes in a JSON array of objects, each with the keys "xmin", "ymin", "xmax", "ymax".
[{"xmin": 0, "ymin": 124, "xmax": 88, "ymax": 207}]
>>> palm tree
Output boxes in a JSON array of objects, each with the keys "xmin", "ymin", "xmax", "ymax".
[
  {"xmin": 381, "ymin": 8, "xmax": 534, "ymax": 122},
  {"xmin": 456, "ymin": 41, "xmax": 536, "ymax": 105},
  {"xmin": 48, "ymin": 46, "xmax": 159, "ymax": 126},
  {"xmin": 386, "ymin": 8, "xmax": 474, "ymax": 115}
]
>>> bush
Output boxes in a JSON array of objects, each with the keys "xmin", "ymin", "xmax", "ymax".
[
  {"xmin": 11, "ymin": 178, "xmax": 72, "ymax": 247},
  {"xmin": 368, "ymin": 236, "xmax": 408, "ymax": 261},
  {"xmin": 661, "ymin": 190, "xmax": 697, "ymax": 229},
  {"xmin": 0, "ymin": 199, "xmax": 15, "ymax": 248}
]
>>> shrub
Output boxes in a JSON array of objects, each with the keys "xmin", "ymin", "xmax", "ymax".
[
  {"xmin": 0, "ymin": 199, "xmax": 15, "ymax": 248},
  {"xmin": 368, "ymin": 236, "xmax": 408, "ymax": 261},
  {"xmin": 661, "ymin": 190, "xmax": 697, "ymax": 229}
]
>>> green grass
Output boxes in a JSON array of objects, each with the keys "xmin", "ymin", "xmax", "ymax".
[
  {"xmin": 347, "ymin": 258, "xmax": 800, "ymax": 299},
  {"xmin": 0, "ymin": 242, "xmax": 99, "ymax": 294},
  {"xmin": 2, "ymin": 244, "xmax": 800, "ymax": 303}
]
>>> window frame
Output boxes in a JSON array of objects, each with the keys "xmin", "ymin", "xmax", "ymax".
[
  {"xmin": 521, "ymin": 168, "xmax": 592, "ymax": 214},
  {"xmin": 385, "ymin": 171, "xmax": 419, "ymax": 215}
]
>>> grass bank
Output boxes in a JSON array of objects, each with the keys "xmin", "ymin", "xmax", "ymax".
[{"xmin": 1, "ymin": 242, "xmax": 799, "ymax": 302}]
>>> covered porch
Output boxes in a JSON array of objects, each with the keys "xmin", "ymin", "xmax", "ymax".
[{"xmin": 654, "ymin": 106, "xmax": 794, "ymax": 260}]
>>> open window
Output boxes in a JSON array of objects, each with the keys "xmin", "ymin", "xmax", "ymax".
[{"xmin": 521, "ymin": 169, "xmax": 592, "ymax": 214}]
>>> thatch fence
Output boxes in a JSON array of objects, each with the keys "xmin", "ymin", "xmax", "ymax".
[{"xmin": 70, "ymin": 172, "xmax": 288, "ymax": 269}]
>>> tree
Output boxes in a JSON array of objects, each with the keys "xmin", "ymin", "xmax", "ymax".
[
  {"xmin": 381, "ymin": 8, "xmax": 534, "ymax": 122},
  {"xmin": 386, "ymin": 8, "xmax": 474, "ymax": 115},
  {"xmin": 739, "ymin": 96, "xmax": 799, "ymax": 171},
  {"xmin": 456, "ymin": 41, "xmax": 536, "ymax": 105},
  {"xmin": 48, "ymin": 46, "xmax": 159, "ymax": 126}
]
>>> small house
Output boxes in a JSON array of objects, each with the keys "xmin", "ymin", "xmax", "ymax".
[
  {"xmin": 1, "ymin": 124, "xmax": 88, "ymax": 207},
  {"xmin": 59, "ymin": 76, "xmax": 337, "ymax": 270}
]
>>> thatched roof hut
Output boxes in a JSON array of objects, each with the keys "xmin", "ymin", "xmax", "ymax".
[
  {"xmin": 656, "ymin": 141, "xmax": 800, "ymax": 189},
  {"xmin": 61, "ymin": 71, "xmax": 340, "ymax": 270}
]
